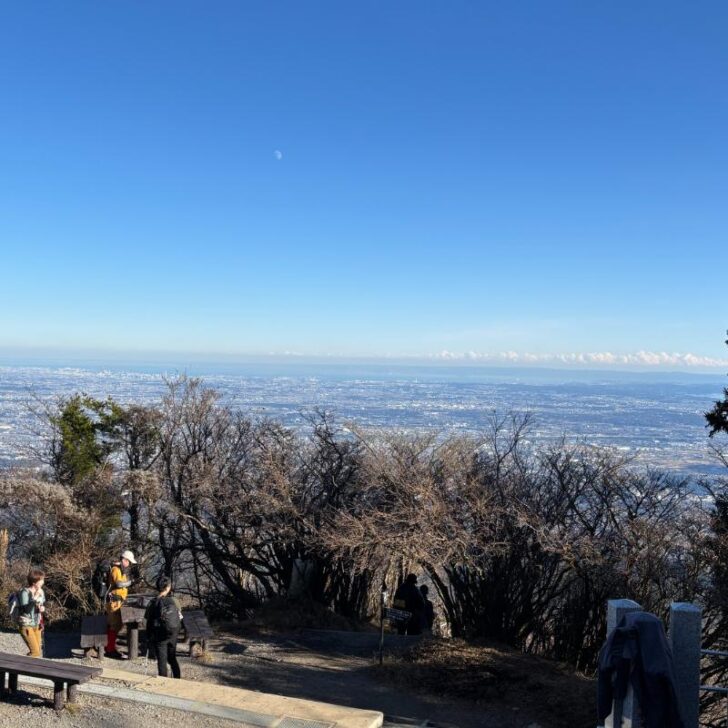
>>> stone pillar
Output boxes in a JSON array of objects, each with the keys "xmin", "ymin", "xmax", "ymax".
[
  {"xmin": 669, "ymin": 602, "xmax": 702, "ymax": 728},
  {"xmin": 604, "ymin": 599, "xmax": 642, "ymax": 728}
]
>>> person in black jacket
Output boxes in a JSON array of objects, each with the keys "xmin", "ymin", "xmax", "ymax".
[
  {"xmin": 393, "ymin": 574, "xmax": 425, "ymax": 635},
  {"xmin": 597, "ymin": 610, "xmax": 684, "ymax": 728},
  {"xmin": 144, "ymin": 576, "xmax": 183, "ymax": 678}
]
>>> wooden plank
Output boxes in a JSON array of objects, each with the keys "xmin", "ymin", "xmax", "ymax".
[
  {"xmin": 2, "ymin": 668, "xmax": 96, "ymax": 685},
  {"xmin": 182, "ymin": 610, "xmax": 213, "ymax": 639},
  {"xmin": 184, "ymin": 610, "xmax": 210, "ymax": 621},
  {"xmin": 0, "ymin": 656, "xmax": 101, "ymax": 682},
  {"xmin": 120, "ymin": 605, "xmax": 146, "ymax": 625},
  {"xmin": 125, "ymin": 593, "xmax": 155, "ymax": 608},
  {"xmin": 188, "ymin": 616, "xmax": 213, "ymax": 633},
  {"xmin": 80, "ymin": 634, "xmax": 106, "ymax": 649},
  {"xmin": 0, "ymin": 658, "xmax": 100, "ymax": 679},
  {"xmin": 0, "ymin": 666, "xmax": 97, "ymax": 684},
  {"xmin": 0, "ymin": 653, "xmax": 102, "ymax": 676},
  {"xmin": 185, "ymin": 625, "xmax": 205, "ymax": 638},
  {"xmin": 80, "ymin": 614, "xmax": 108, "ymax": 648}
]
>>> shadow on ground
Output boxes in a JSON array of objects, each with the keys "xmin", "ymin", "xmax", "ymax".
[{"xmin": 204, "ymin": 629, "xmax": 523, "ymax": 728}]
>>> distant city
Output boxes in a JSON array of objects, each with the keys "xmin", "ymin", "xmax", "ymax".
[{"xmin": 0, "ymin": 361, "xmax": 725, "ymax": 478}]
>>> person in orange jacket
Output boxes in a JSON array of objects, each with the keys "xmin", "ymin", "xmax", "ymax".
[{"xmin": 105, "ymin": 549, "xmax": 136, "ymax": 659}]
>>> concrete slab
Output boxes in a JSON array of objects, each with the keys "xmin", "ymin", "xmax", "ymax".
[
  {"xmin": 97, "ymin": 667, "xmax": 383, "ymax": 728},
  {"xmin": 18, "ymin": 671, "xmax": 383, "ymax": 728},
  {"xmin": 100, "ymin": 666, "xmax": 152, "ymax": 684},
  {"xmin": 18, "ymin": 674, "xmax": 274, "ymax": 726},
  {"xmin": 134, "ymin": 674, "xmax": 383, "ymax": 728}
]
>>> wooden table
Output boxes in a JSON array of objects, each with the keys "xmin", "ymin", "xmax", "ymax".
[
  {"xmin": 120, "ymin": 604, "xmax": 147, "ymax": 660},
  {"xmin": 0, "ymin": 651, "xmax": 101, "ymax": 711},
  {"xmin": 121, "ymin": 593, "xmax": 155, "ymax": 660}
]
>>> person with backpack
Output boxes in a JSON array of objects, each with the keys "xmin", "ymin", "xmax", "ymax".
[
  {"xmin": 144, "ymin": 576, "xmax": 183, "ymax": 678},
  {"xmin": 14, "ymin": 569, "xmax": 46, "ymax": 657},
  {"xmin": 105, "ymin": 549, "xmax": 136, "ymax": 659}
]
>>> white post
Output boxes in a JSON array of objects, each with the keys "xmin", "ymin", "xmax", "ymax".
[
  {"xmin": 669, "ymin": 602, "xmax": 702, "ymax": 728},
  {"xmin": 604, "ymin": 599, "xmax": 642, "ymax": 728}
]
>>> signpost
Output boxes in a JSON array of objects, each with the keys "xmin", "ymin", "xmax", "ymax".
[
  {"xmin": 379, "ymin": 588, "xmax": 387, "ymax": 666},
  {"xmin": 383, "ymin": 607, "xmax": 413, "ymax": 622},
  {"xmin": 378, "ymin": 586, "xmax": 412, "ymax": 666}
]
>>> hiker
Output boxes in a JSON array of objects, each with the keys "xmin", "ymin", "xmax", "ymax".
[
  {"xmin": 17, "ymin": 569, "xmax": 46, "ymax": 657},
  {"xmin": 144, "ymin": 575, "xmax": 183, "ymax": 678},
  {"xmin": 393, "ymin": 573, "xmax": 425, "ymax": 636},
  {"xmin": 419, "ymin": 584, "xmax": 435, "ymax": 633},
  {"xmin": 105, "ymin": 549, "xmax": 137, "ymax": 659}
]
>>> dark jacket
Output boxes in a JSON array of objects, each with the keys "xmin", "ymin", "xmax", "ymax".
[
  {"xmin": 393, "ymin": 582, "xmax": 424, "ymax": 617},
  {"xmin": 422, "ymin": 598, "xmax": 434, "ymax": 630},
  {"xmin": 597, "ymin": 611, "xmax": 684, "ymax": 728},
  {"xmin": 144, "ymin": 596, "xmax": 182, "ymax": 642}
]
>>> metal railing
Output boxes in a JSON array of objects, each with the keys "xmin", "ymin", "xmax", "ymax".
[{"xmin": 701, "ymin": 649, "xmax": 728, "ymax": 726}]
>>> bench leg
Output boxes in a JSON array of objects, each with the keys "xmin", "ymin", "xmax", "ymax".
[
  {"xmin": 0, "ymin": 671, "xmax": 6, "ymax": 695},
  {"xmin": 189, "ymin": 640, "xmax": 195, "ymax": 657},
  {"xmin": 54, "ymin": 681, "xmax": 64, "ymax": 711},
  {"xmin": 67, "ymin": 683, "xmax": 78, "ymax": 703},
  {"xmin": 8, "ymin": 673, "xmax": 18, "ymax": 694}
]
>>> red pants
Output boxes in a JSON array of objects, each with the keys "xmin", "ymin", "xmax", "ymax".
[{"xmin": 106, "ymin": 609, "xmax": 122, "ymax": 652}]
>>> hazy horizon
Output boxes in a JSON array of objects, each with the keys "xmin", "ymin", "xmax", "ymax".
[
  {"xmin": 1, "ymin": 358, "xmax": 724, "ymax": 477},
  {"xmin": 0, "ymin": 346, "xmax": 727, "ymax": 379},
  {"xmin": 1, "ymin": 3, "xmax": 727, "ymax": 363}
]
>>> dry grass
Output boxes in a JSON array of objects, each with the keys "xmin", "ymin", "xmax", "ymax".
[
  {"xmin": 375, "ymin": 638, "xmax": 595, "ymax": 728},
  {"xmin": 193, "ymin": 646, "xmax": 214, "ymax": 664}
]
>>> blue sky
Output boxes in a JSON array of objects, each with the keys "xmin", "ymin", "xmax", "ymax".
[{"xmin": 0, "ymin": 2, "xmax": 727, "ymax": 369}]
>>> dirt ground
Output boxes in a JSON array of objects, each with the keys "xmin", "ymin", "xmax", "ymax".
[
  {"xmin": 377, "ymin": 637, "xmax": 596, "ymax": 728},
  {"xmin": 0, "ymin": 624, "xmax": 595, "ymax": 728}
]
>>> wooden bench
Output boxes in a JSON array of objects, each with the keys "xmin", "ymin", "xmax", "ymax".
[
  {"xmin": 82, "ymin": 594, "xmax": 156, "ymax": 661},
  {"xmin": 181, "ymin": 610, "xmax": 214, "ymax": 655},
  {"xmin": 0, "ymin": 652, "xmax": 101, "ymax": 711},
  {"xmin": 80, "ymin": 614, "xmax": 108, "ymax": 661}
]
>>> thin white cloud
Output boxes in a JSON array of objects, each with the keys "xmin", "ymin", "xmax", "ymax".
[
  {"xmin": 427, "ymin": 350, "xmax": 728, "ymax": 369},
  {"xmin": 274, "ymin": 149, "xmax": 283, "ymax": 161},
  {"xmin": 266, "ymin": 349, "xmax": 727, "ymax": 369}
]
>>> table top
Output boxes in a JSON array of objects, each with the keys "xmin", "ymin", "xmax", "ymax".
[{"xmin": 120, "ymin": 604, "xmax": 147, "ymax": 625}]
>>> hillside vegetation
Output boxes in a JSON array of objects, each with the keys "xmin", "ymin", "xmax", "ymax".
[{"xmin": 1, "ymin": 375, "xmax": 728, "ymax": 721}]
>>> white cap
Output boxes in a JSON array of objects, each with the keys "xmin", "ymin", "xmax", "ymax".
[{"xmin": 121, "ymin": 550, "xmax": 137, "ymax": 564}]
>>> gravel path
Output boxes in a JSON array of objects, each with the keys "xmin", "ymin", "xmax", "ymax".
[
  {"xmin": 0, "ymin": 626, "xmax": 536, "ymax": 727},
  {"xmin": 0, "ymin": 629, "xmax": 242, "ymax": 728},
  {"xmin": 0, "ymin": 689, "xmax": 243, "ymax": 728}
]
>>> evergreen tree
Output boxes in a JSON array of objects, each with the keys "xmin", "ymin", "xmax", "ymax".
[
  {"xmin": 706, "ymin": 331, "xmax": 728, "ymax": 437},
  {"xmin": 51, "ymin": 395, "xmax": 105, "ymax": 486}
]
